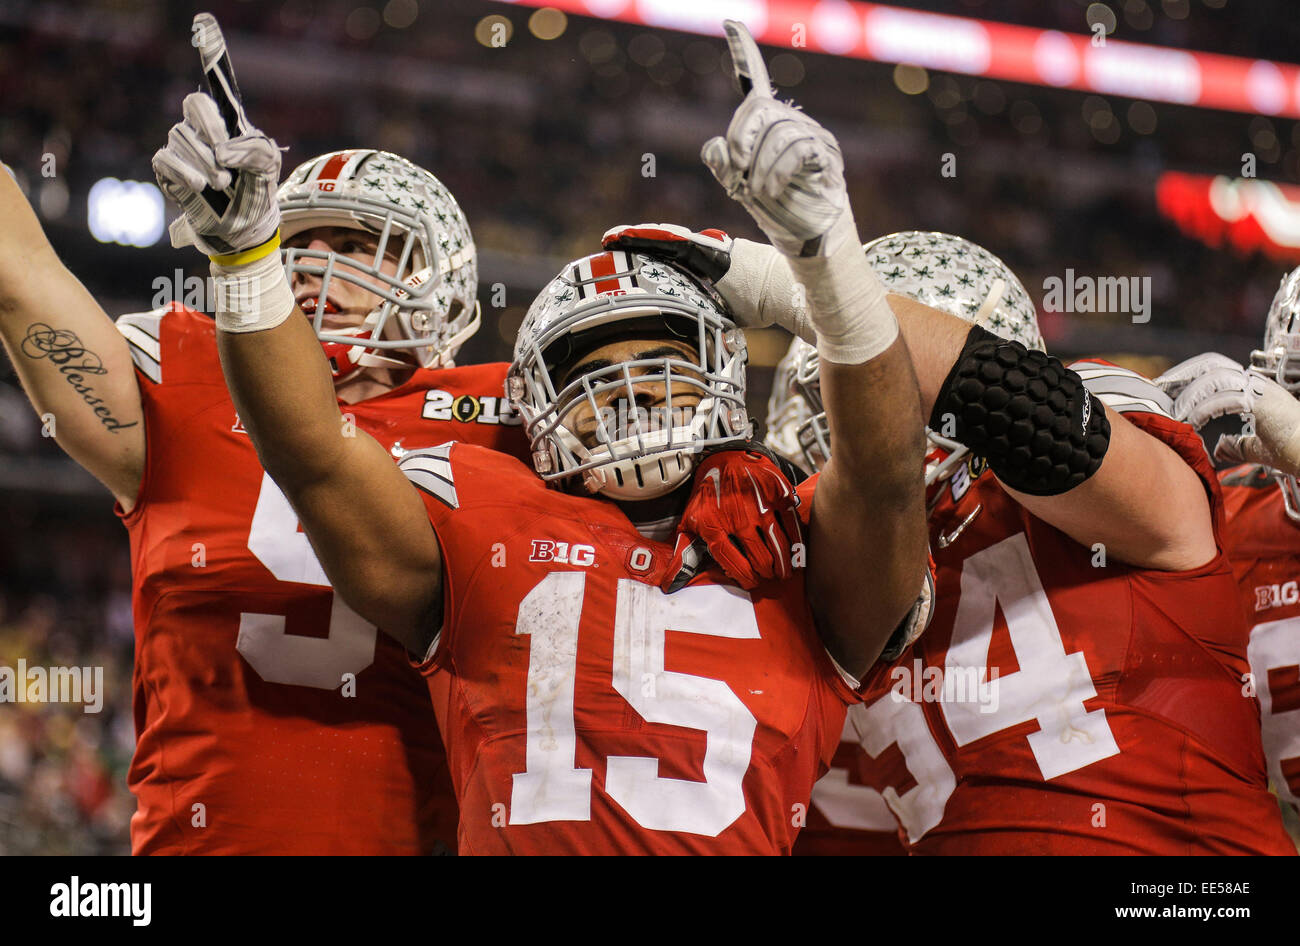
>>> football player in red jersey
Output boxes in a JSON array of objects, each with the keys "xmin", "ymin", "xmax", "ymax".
[
  {"xmin": 171, "ymin": 20, "xmax": 933, "ymax": 854},
  {"xmin": 611, "ymin": 222, "xmax": 1295, "ymax": 854},
  {"xmin": 1156, "ymin": 266, "xmax": 1300, "ymax": 827},
  {"xmin": 1, "ymin": 15, "xmax": 804, "ymax": 855},
  {"xmin": 1217, "ymin": 459, "xmax": 1300, "ymax": 826},
  {"xmin": 0, "ymin": 15, "xmax": 520, "ymax": 853}
]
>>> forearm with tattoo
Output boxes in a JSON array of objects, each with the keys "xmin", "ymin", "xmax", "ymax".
[{"xmin": 20, "ymin": 322, "xmax": 138, "ymax": 432}]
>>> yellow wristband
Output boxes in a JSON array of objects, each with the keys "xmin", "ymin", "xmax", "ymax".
[{"xmin": 208, "ymin": 229, "xmax": 281, "ymax": 267}]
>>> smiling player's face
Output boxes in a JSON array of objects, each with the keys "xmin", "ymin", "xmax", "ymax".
[{"xmin": 558, "ymin": 336, "xmax": 705, "ymax": 448}]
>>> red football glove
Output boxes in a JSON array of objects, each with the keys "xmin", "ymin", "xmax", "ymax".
[
  {"xmin": 602, "ymin": 223, "xmax": 734, "ymax": 283},
  {"xmin": 603, "ymin": 223, "xmax": 805, "ymax": 338},
  {"xmin": 666, "ymin": 447, "xmax": 804, "ymax": 592}
]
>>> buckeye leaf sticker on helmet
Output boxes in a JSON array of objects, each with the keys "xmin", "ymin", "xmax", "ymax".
[{"xmin": 277, "ymin": 149, "xmax": 479, "ymax": 377}]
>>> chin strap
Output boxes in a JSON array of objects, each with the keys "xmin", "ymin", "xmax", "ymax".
[
  {"xmin": 580, "ymin": 448, "xmax": 695, "ymax": 501},
  {"xmin": 321, "ymin": 262, "xmax": 479, "ymax": 375},
  {"xmin": 320, "ymin": 319, "xmax": 409, "ymax": 380},
  {"xmin": 320, "ymin": 332, "xmax": 366, "ymax": 379}
]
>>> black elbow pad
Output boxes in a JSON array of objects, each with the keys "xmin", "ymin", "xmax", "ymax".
[{"xmin": 928, "ymin": 326, "xmax": 1110, "ymax": 496}]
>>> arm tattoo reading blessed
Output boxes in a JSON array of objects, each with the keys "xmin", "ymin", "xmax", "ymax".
[{"xmin": 20, "ymin": 323, "xmax": 139, "ymax": 432}]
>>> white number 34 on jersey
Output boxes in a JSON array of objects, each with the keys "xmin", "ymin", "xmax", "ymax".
[{"xmin": 816, "ymin": 533, "xmax": 1120, "ymax": 842}]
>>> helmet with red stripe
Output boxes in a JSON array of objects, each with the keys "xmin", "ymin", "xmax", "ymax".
[
  {"xmin": 276, "ymin": 149, "xmax": 478, "ymax": 378},
  {"xmin": 508, "ymin": 249, "xmax": 750, "ymax": 500}
]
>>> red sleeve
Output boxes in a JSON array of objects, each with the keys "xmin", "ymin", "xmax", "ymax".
[
  {"xmin": 1124, "ymin": 409, "xmax": 1228, "ymax": 544},
  {"xmin": 1069, "ymin": 356, "xmax": 1227, "ymax": 540},
  {"xmin": 1119, "ymin": 410, "xmax": 1252, "ymax": 671},
  {"xmin": 114, "ymin": 304, "xmax": 221, "ymax": 524},
  {"xmin": 1058, "ymin": 356, "xmax": 1235, "ymax": 562},
  {"xmin": 397, "ymin": 441, "xmax": 551, "ymax": 673},
  {"xmin": 396, "ymin": 442, "xmax": 466, "ymax": 673}
]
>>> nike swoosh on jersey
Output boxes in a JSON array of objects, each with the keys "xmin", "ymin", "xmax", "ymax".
[{"xmin": 938, "ymin": 504, "xmax": 983, "ymax": 549}]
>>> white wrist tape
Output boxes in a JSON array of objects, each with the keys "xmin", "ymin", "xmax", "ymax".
[
  {"xmin": 786, "ymin": 215, "xmax": 898, "ymax": 365},
  {"xmin": 210, "ymin": 251, "xmax": 296, "ymax": 333},
  {"xmin": 1254, "ymin": 380, "xmax": 1300, "ymax": 476},
  {"xmin": 718, "ymin": 239, "xmax": 811, "ymax": 342}
]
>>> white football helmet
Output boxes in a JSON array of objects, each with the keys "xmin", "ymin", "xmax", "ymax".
[
  {"xmin": 277, "ymin": 149, "xmax": 479, "ymax": 378},
  {"xmin": 864, "ymin": 230, "xmax": 1043, "ymax": 351},
  {"xmin": 1250, "ymin": 265, "xmax": 1300, "ymax": 521},
  {"xmin": 1251, "ymin": 266, "xmax": 1300, "ymax": 392},
  {"xmin": 764, "ymin": 338, "xmax": 815, "ymax": 465},
  {"xmin": 764, "ymin": 336, "xmax": 827, "ymax": 474},
  {"xmin": 508, "ymin": 249, "xmax": 750, "ymax": 501},
  {"xmin": 765, "ymin": 231, "xmax": 1038, "ymax": 499}
]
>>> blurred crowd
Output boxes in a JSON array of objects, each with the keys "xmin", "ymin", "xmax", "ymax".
[{"xmin": 0, "ymin": 500, "xmax": 134, "ymax": 855}]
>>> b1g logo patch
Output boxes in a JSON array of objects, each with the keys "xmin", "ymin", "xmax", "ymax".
[
  {"xmin": 1255, "ymin": 580, "xmax": 1300, "ymax": 612},
  {"xmin": 529, "ymin": 540, "xmax": 596, "ymax": 567},
  {"xmin": 422, "ymin": 390, "xmax": 520, "ymax": 426}
]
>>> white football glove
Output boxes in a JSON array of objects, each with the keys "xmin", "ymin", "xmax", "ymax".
[
  {"xmin": 1156, "ymin": 351, "xmax": 1300, "ymax": 476},
  {"xmin": 701, "ymin": 22, "xmax": 849, "ymax": 259},
  {"xmin": 151, "ymin": 13, "xmax": 281, "ymax": 261},
  {"xmin": 152, "ymin": 13, "xmax": 293, "ymax": 333},
  {"xmin": 1152, "ymin": 351, "xmax": 1243, "ymax": 405},
  {"xmin": 701, "ymin": 21, "xmax": 896, "ymax": 366}
]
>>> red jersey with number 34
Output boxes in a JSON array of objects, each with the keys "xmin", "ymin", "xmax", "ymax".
[
  {"xmin": 397, "ymin": 442, "xmax": 857, "ymax": 854},
  {"xmin": 1219, "ymin": 463, "xmax": 1300, "ymax": 818},
  {"xmin": 114, "ymin": 304, "xmax": 526, "ymax": 854},
  {"xmin": 797, "ymin": 361, "xmax": 1294, "ymax": 855}
]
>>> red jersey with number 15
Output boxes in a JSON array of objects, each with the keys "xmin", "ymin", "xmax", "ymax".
[
  {"xmin": 397, "ymin": 442, "xmax": 858, "ymax": 855},
  {"xmin": 114, "ymin": 304, "xmax": 526, "ymax": 854}
]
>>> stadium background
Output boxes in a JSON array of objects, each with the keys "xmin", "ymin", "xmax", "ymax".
[{"xmin": 2, "ymin": 0, "xmax": 1299, "ymax": 853}]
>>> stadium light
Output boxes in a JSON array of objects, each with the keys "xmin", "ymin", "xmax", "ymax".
[
  {"xmin": 87, "ymin": 177, "xmax": 165, "ymax": 248},
  {"xmin": 1156, "ymin": 171, "xmax": 1300, "ymax": 262},
  {"xmin": 494, "ymin": 0, "xmax": 1300, "ymax": 119}
]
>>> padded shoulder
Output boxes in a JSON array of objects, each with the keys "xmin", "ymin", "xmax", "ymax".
[
  {"xmin": 114, "ymin": 308, "xmax": 165, "ymax": 384},
  {"xmin": 398, "ymin": 442, "xmax": 460, "ymax": 510},
  {"xmin": 1070, "ymin": 359, "xmax": 1174, "ymax": 419}
]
